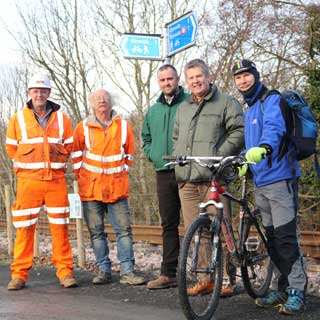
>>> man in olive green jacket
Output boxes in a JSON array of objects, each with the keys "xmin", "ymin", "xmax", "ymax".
[
  {"xmin": 142, "ymin": 64, "xmax": 188, "ymax": 289},
  {"xmin": 173, "ymin": 59, "xmax": 244, "ymax": 296}
]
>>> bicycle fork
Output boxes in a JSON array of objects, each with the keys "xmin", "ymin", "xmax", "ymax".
[
  {"xmin": 209, "ymin": 181, "xmax": 237, "ymax": 254},
  {"xmin": 206, "ymin": 206, "xmax": 240, "ymax": 282}
]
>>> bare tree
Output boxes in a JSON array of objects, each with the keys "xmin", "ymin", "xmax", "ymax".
[
  {"xmin": 11, "ymin": 0, "xmax": 94, "ymax": 123},
  {"xmin": 0, "ymin": 64, "xmax": 29, "ymax": 217}
]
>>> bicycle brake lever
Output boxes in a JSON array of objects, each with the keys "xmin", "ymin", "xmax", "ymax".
[
  {"xmin": 164, "ymin": 162, "xmax": 174, "ymax": 167},
  {"xmin": 164, "ymin": 160, "xmax": 188, "ymax": 167}
]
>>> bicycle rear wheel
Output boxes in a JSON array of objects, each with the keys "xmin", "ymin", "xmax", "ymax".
[
  {"xmin": 241, "ymin": 221, "xmax": 273, "ymax": 298},
  {"xmin": 178, "ymin": 216, "xmax": 223, "ymax": 320}
]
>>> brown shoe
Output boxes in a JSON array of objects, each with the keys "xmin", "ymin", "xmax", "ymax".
[
  {"xmin": 119, "ymin": 272, "xmax": 146, "ymax": 285},
  {"xmin": 8, "ymin": 278, "xmax": 26, "ymax": 291},
  {"xmin": 187, "ymin": 281, "xmax": 215, "ymax": 296},
  {"xmin": 147, "ymin": 275, "xmax": 177, "ymax": 290},
  {"xmin": 220, "ymin": 285, "xmax": 235, "ymax": 297},
  {"xmin": 92, "ymin": 271, "xmax": 112, "ymax": 285},
  {"xmin": 60, "ymin": 275, "xmax": 78, "ymax": 288}
]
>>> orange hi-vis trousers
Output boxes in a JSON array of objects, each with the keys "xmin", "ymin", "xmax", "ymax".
[{"xmin": 10, "ymin": 177, "xmax": 74, "ymax": 282}]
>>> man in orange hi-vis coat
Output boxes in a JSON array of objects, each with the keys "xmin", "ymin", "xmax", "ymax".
[
  {"xmin": 5, "ymin": 74, "xmax": 77, "ymax": 290},
  {"xmin": 72, "ymin": 89, "xmax": 145, "ymax": 286}
]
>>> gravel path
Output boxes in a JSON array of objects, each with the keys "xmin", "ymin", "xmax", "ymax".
[{"xmin": 1, "ymin": 233, "xmax": 319, "ymax": 297}]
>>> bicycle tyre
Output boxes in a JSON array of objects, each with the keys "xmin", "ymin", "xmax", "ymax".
[
  {"xmin": 241, "ymin": 221, "xmax": 273, "ymax": 299},
  {"xmin": 178, "ymin": 216, "xmax": 223, "ymax": 320}
]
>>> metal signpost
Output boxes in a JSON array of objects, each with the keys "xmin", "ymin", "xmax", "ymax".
[
  {"xmin": 119, "ymin": 33, "xmax": 162, "ymax": 60},
  {"xmin": 166, "ymin": 11, "xmax": 198, "ymax": 57}
]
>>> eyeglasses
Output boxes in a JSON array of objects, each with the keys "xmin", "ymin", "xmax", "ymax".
[{"xmin": 92, "ymin": 96, "xmax": 110, "ymax": 102}]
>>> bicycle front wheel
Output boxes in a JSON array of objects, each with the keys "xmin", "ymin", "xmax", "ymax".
[
  {"xmin": 241, "ymin": 221, "xmax": 274, "ymax": 298},
  {"xmin": 178, "ymin": 216, "xmax": 223, "ymax": 320}
]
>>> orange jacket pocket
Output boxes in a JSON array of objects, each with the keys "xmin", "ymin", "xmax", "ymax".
[{"xmin": 78, "ymin": 172, "xmax": 96, "ymax": 198}]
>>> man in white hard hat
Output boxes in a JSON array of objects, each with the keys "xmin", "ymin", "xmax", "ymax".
[{"xmin": 5, "ymin": 73, "xmax": 77, "ymax": 290}]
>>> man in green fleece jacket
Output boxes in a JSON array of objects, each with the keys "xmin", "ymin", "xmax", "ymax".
[
  {"xmin": 173, "ymin": 59, "xmax": 244, "ymax": 296},
  {"xmin": 142, "ymin": 64, "xmax": 188, "ymax": 289}
]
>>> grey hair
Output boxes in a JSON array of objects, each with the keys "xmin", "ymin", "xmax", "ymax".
[
  {"xmin": 184, "ymin": 59, "xmax": 210, "ymax": 78},
  {"xmin": 90, "ymin": 89, "xmax": 113, "ymax": 108}
]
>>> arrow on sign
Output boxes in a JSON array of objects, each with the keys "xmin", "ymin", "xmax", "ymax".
[
  {"xmin": 119, "ymin": 33, "xmax": 162, "ymax": 60},
  {"xmin": 166, "ymin": 11, "xmax": 198, "ymax": 56}
]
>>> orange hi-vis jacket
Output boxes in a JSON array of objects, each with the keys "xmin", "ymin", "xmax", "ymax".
[
  {"xmin": 5, "ymin": 101, "xmax": 73, "ymax": 181},
  {"xmin": 72, "ymin": 112, "xmax": 135, "ymax": 203}
]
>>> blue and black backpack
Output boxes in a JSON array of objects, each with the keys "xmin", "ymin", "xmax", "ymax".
[{"xmin": 261, "ymin": 89, "xmax": 320, "ymax": 178}]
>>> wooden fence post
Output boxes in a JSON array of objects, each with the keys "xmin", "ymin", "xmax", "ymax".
[
  {"xmin": 33, "ymin": 224, "xmax": 39, "ymax": 257},
  {"xmin": 73, "ymin": 180, "xmax": 85, "ymax": 268},
  {"xmin": 5, "ymin": 185, "xmax": 14, "ymax": 257}
]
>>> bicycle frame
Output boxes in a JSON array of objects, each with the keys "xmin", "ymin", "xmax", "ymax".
[{"xmin": 199, "ymin": 174, "xmax": 268, "ymax": 267}]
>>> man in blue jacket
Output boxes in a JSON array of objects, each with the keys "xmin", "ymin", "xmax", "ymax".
[
  {"xmin": 232, "ymin": 59, "xmax": 307, "ymax": 315},
  {"xmin": 142, "ymin": 64, "xmax": 188, "ymax": 289}
]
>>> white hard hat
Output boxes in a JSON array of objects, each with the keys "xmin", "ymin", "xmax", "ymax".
[{"xmin": 28, "ymin": 74, "xmax": 52, "ymax": 89}]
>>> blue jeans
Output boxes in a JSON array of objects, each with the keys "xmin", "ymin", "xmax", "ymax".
[{"xmin": 82, "ymin": 199, "xmax": 135, "ymax": 275}]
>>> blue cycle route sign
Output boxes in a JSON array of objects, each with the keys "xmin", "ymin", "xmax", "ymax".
[
  {"xmin": 166, "ymin": 11, "xmax": 198, "ymax": 56},
  {"xmin": 119, "ymin": 33, "xmax": 162, "ymax": 60}
]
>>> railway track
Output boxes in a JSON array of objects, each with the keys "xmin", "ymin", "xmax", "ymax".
[{"xmin": 35, "ymin": 222, "xmax": 320, "ymax": 260}]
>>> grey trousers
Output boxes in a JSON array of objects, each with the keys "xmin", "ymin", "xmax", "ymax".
[{"xmin": 254, "ymin": 179, "xmax": 307, "ymax": 292}]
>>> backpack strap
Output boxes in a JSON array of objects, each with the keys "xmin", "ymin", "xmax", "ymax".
[
  {"xmin": 259, "ymin": 89, "xmax": 281, "ymax": 113},
  {"xmin": 260, "ymin": 90, "xmax": 293, "ymax": 160}
]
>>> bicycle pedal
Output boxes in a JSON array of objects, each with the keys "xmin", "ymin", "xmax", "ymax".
[{"xmin": 245, "ymin": 237, "xmax": 260, "ymax": 251}]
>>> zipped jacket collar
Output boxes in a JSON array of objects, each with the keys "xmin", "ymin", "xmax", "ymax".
[
  {"xmin": 27, "ymin": 99, "xmax": 61, "ymax": 112},
  {"xmin": 185, "ymin": 84, "xmax": 218, "ymax": 105},
  {"xmin": 157, "ymin": 86, "xmax": 186, "ymax": 106}
]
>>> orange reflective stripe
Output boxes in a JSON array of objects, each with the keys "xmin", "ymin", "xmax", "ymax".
[
  {"xmin": 44, "ymin": 206, "xmax": 69, "ymax": 214},
  {"xmin": 72, "ymin": 160, "xmax": 82, "ymax": 170},
  {"xmin": 12, "ymin": 207, "xmax": 41, "ymax": 216},
  {"xmin": 47, "ymin": 217, "xmax": 70, "ymax": 224},
  {"xmin": 13, "ymin": 162, "xmax": 67, "ymax": 170},
  {"xmin": 64, "ymin": 136, "xmax": 74, "ymax": 144},
  {"xmin": 81, "ymin": 162, "xmax": 129, "ymax": 174},
  {"xmin": 13, "ymin": 218, "xmax": 38, "ymax": 228},
  {"xmin": 57, "ymin": 111, "xmax": 64, "ymax": 140},
  {"xmin": 6, "ymin": 137, "xmax": 18, "ymax": 145},
  {"xmin": 84, "ymin": 150, "xmax": 126, "ymax": 162},
  {"xmin": 71, "ymin": 150, "xmax": 83, "ymax": 158}
]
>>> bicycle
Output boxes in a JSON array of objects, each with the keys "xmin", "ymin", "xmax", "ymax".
[{"xmin": 164, "ymin": 155, "xmax": 274, "ymax": 320}]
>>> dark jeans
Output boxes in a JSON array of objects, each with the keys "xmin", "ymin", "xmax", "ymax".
[{"xmin": 156, "ymin": 170, "xmax": 181, "ymax": 278}]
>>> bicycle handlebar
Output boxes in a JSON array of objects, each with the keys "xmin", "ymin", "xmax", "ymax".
[
  {"xmin": 163, "ymin": 154, "xmax": 254, "ymax": 180},
  {"xmin": 163, "ymin": 154, "xmax": 248, "ymax": 167},
  {"xmin": 162, "ymin": 155, "xmax": 224, "ymax": 162}
]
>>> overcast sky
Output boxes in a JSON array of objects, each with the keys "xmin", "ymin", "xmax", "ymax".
[{"xmin": 0, "ymin": 2, "xmax": 21, "ymax": 65}]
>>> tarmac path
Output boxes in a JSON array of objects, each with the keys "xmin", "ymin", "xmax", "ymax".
[{"xmin": 0, "ymin": 263, "xmax": 318, "ymax": 320}]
